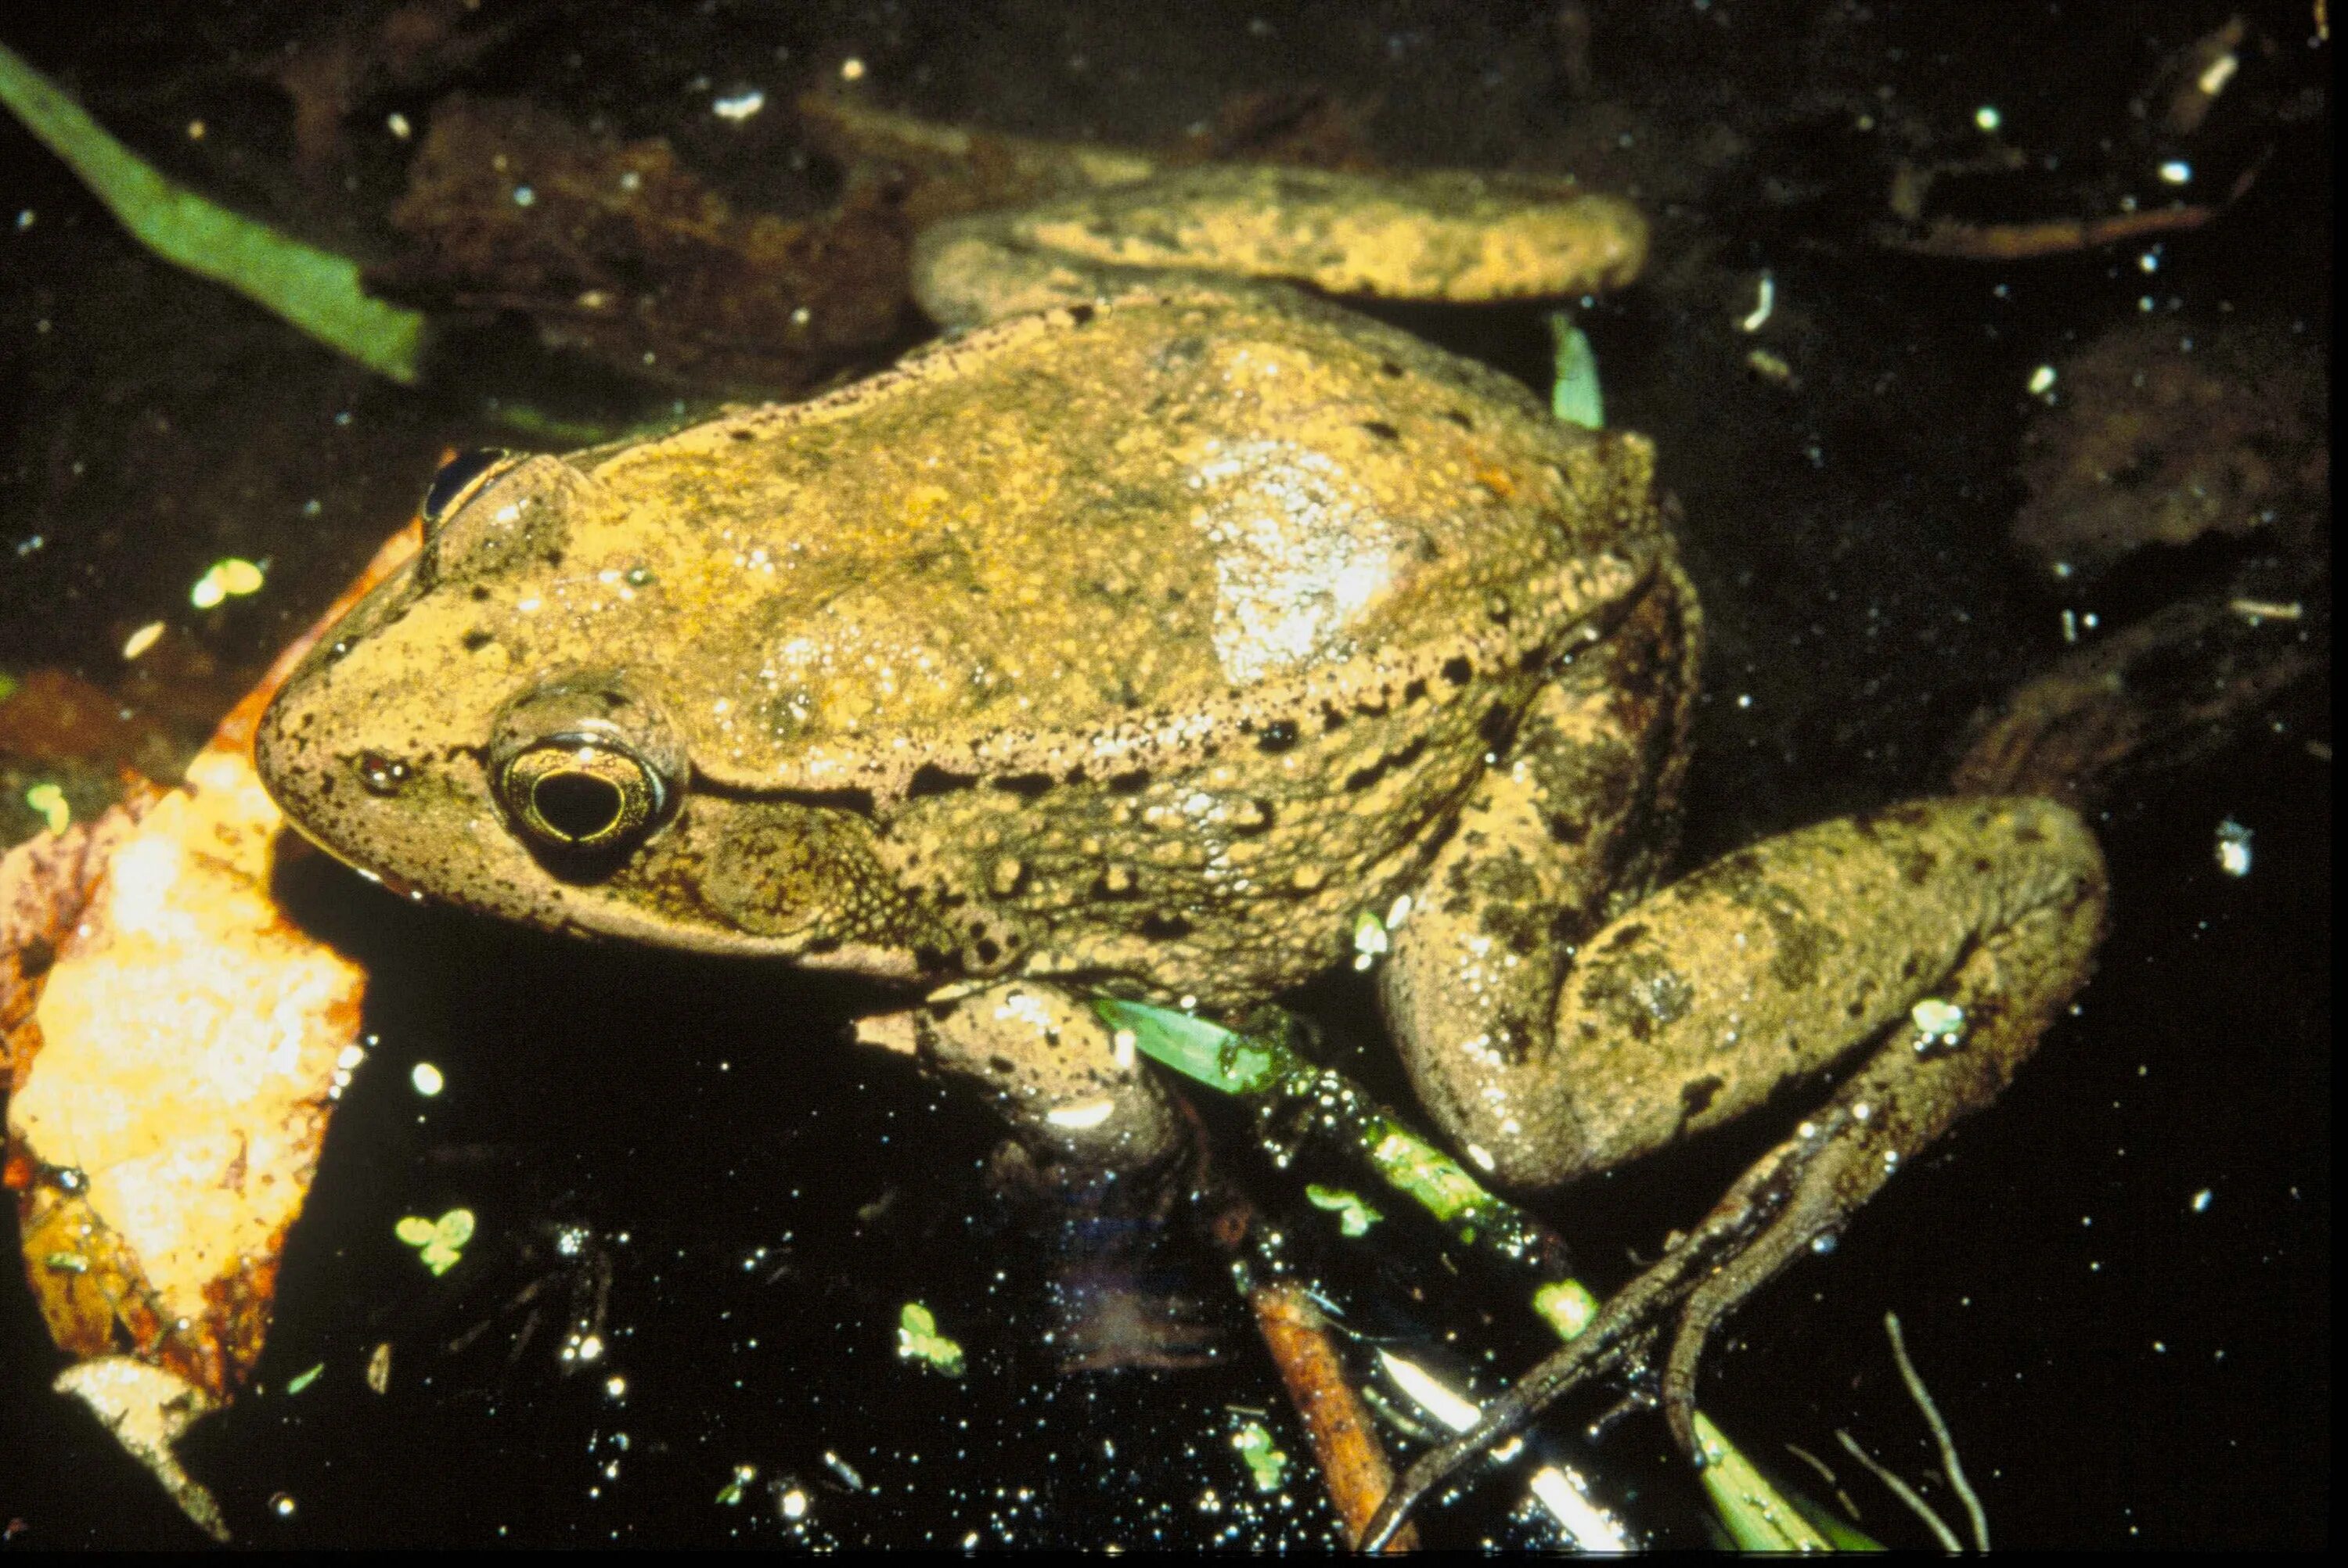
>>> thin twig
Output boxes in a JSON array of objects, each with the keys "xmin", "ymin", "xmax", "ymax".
[
  {"xmin": 1835, "ymin": 1429, "xmax": 1961, "ymax": 1552},
  {"xmin": 1885, "ymin": 1312, "xmax": 1989, "ymax": 1552},
  {"xmin": 1249, "ymin": 1279, "xmax": 1418, "ymax": 1552}
]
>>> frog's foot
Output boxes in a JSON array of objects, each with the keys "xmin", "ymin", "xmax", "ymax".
[
  {"xmin": 859, "ymin": 982, "xmax": 1218, "ymax": 1372},
  {"xmin": 854, "ymin": 979, "xmax": 1188, "ymax": 1174},
  {"xmin": 986, "ymin": 1138, "xmax": 1226, "ymax": 1375},
  {"xmin": 1365, "ymin": 798, "xmax": 2107, "ymax": 1547},
  {"xmin": 912, "ymin": 164, "xmax": 1648, "ymax": 329}
]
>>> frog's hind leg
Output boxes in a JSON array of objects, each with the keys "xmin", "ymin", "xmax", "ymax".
[
  {"xmin": 1377, "ymin": 553, "xmax": 1701, "ymax": 1190},
  {"xmin": 1367, "ymin": 820, "xmax": 2105, "ymax": 1546},
  {"xmin": 912, "ymin": 165, "xmax": 1648, "ymax": 329}
]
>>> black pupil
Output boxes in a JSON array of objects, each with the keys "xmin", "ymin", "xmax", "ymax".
[
  {"xmin": 533, "ymin": 770, "xmax": 625, "ymax": 842},
  {"xmin": 421, "ymin": 448, "xmax": 511, "ymax": 523}
]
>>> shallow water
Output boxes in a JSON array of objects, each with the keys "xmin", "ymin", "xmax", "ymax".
[{"xmin": 0, "ymin": 2, "xmax": 2328, "ymax": 1547}]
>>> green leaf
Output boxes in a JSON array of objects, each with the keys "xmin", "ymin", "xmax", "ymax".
[
  {"xmin": 1304, "ymin": 1183, "xmax": 1383, "ymax": 1237},
  {"xmin": 0, "ymin": 41, "xmax": 427, "ymax": 383},
  {"xmin": 1547, "ymin": 311, "xmax": 1605, "ymax": 430},
  {"xmin": 895, "ymin": 1300, "xmax": 965, "ymax": 1377},
  {"xmin": 1093, "ymin": 998, "xmax": 1282, "ymax": 1095},
  {"xmin": 1691, "ymin": 1412, "xmax": 1833, "ymax": 1552}
]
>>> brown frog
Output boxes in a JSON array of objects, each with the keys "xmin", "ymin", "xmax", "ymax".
[{"xmin": 254, "ymin": 164, "xmax": 2105, "ymax": 1518}]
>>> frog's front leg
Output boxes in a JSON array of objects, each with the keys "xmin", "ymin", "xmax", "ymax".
[
  {"xmin": 1381, "ymin": 704, "xmax": 2106, "ymax": 1439},
  {"xmin": 854, "ymin": 980, "xmax": 1187, "ymax": 1176}
]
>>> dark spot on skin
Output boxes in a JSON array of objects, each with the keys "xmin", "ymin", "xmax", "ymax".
[
  {"xmin": 469, "ymin": 584, "xmax": 491, "ymax": 602},
  {"xmin": 731, "ymin": 428, "xmax": 755, "ymax": 441},
  {"xmin": 1107, "ymin": 769, "xmax": 1151, "ymax": 794},
  {"xmin": 1478, "ymin": 703, "xmax": 1518, "ymax": 751},
  {"xmin": 1140, "ymin": 912, "xmax": 1192, "ymax": 939},
  {"xmin": 1582, "ymin": 948, "xmax": 1694, "ymax": 1041},
  {"xmin": 1343, "ymin": 736, "xmax": 1426, "ymax": 793},
  {"xmin": 989, "ymin": 1055, "xmax": 1017, "ymax": 1074},
  {"xmin": 994, "ymin": 771, "xmax": 1054, "ymax": 800},
  {"xmin": 2015, "ymin": 822, "xmax": 2045, "ymax": 845},
  {"xmin": 16, "ymin": 934, "xmax": 54, "ymax": 980},
  {"xmin": 1606, "ymin": 922, "xmax": 1648, "ymax": 950},
  {"xmin": 1359, "ymin": 420, "xmax": 1401, "ymax": 442},
  {"xmin": 462, "ymin": 629, "xmax": 495, "ymax": 651},
  {"xmin": 1900, "ymin": 848, "xmax": 1938, "ymax": 884},
  {"xmin": 914, "ymin": 945, "xmax": 955, "ymax": 973},
  {"xmin": 1442, "ymin": 409, "xmax": 1474, "ymax": 430},
  {"xmin": 1320, "ymin": 704, "xmax": 1347, "ymax": 732},
  {"xmin": 1971, "ymin": 857, "xmax": 1993, "ymax": 876},
  {"xmin": 1256, "ymin": 720, "xmax": 1298, "ymax": 753},
  {"xmin": 1545, "ymin": 812, "xmax": 1588, "ymax": 845},
  {"xmin": 1380, "ymin": 359, "xmax": 1406, "ymax": 377},
  {"xmin": 1441, "ymin": 656, "xmax": 1473, "ymax": 685},
  {"xmin": 542, "ymin": 550, "xmax": 564, "ymax": 567},
  {"xmin": 1067, "ymin": 303, "xmax": 1096, "ymax": 326},
  {"xmin": 1680, "ymin": 1074, "xmax": 1723, "ymax": 1120},
  {"xmin": 974, "ymin": 939, "xmax": 1001, "ymax": 965},
  {"xmin": 1902, "ymin": 955, "xmax": 1921, "ymax": 980},
  {"xmin": 1402, "ymin": 678, "xmax": 1428, "ymax": 704},
  {"xmin": 1766, "ymin": 911, "xmax": 1834, "ymax": 991},
  {"xmin": 803, "ymin": 936, "xmax": 842, "ymax": 955},
  {"xmin": 907, "ymin": 764, "xmax": 977, "ymax": 799}
]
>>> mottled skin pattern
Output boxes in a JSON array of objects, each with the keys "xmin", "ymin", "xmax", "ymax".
[{"xmin": 254, "ymin": 164, "xmax": 2106, "ymax": 1508}]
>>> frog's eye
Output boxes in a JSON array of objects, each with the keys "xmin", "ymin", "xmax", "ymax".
[
  {"xmin": 420, "ymin": 448, "xmax": 517, "ymax": 529},
  {"xmin": 497, "ymin": 739, "xmax": 666, "ymax": 851},
  {"xmin": 488, "ymin": 675, "xmax": 686, "ymax": 861}
]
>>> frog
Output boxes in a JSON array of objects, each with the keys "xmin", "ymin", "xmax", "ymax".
[{"xmin": 253, "ymin": 160, "xmax": 2106, "ymax": 1527}]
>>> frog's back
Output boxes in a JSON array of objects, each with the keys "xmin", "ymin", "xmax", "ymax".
[{"xmin": 571, "ymin": 290, "xmax": 1660, "ymax": 798}]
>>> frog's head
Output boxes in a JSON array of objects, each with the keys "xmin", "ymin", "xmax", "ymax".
[{"xmin": 256, "ymin": 449, "xmax": 935, "ymax": 976}]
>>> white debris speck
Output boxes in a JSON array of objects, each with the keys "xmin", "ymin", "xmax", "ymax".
[
  {"xmin": 1739, "ymin": 273, "xmax": 1774, "ymax": 333},
  {"xmin": 712, "ymin": 88, "xmax": 766, "ymax": 122},
  {"xmin": 410, "ymin": 1062, "xmax": 445, "ymax": 1097},
  {"xmin": 2158, "ymin": 159, "xmax": 2194, "ymax": 185},
  {"xmin": 387, "ymin": 112, "xmax": 412, "ymax": 140},
  {"xmin": 1911, "ymin": 998, "xmax": 1965, "ymax": 1043},
  {"xmin": 2190, "ymin": 1188, "xmax": 2214, "ymax": 1213},
  {"xmin": 2027, "ymin": 364, "xmax": 2058, "ymax": 396},
  {"xmin": 1974, "ymin": 105, "xmax": 2001, "ymax": 132},
  {"xmin": 1045, "ymin": 1098, "xmax": 1118, "ymax": 1131},
  {"xmin": 2214, "ymin": 818, "xmax": 2253, "ymax": 876},
  {"xmin": 121, "ymin": 620, "xmax": 165, "ymax": 660}
]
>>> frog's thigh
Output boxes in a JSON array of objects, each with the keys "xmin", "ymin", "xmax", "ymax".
[
  {"xmin": 913, "ymin": 167, "xmax": 1647, "ymax": 328},
  {"xmin": 1385, "ymin": 795, "xmax": 2106, "ymax": 1189},
  {"xmin": 855, "ymin": 982, "xmax": 1184, "ymax": 1173}
]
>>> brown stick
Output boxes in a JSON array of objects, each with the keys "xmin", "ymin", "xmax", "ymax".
[
  {"xmin": 1248, "ymin": 1279, "xmax": 1419, "ymax": 1551},
  {"xmin": 1879, "ymin": 154, "xmax": 2266, "ymax": 260}
]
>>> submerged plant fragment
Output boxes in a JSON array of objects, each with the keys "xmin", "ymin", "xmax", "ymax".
[{"xmin": 1, "ymin": 526, "xmax": 420, "ymax": 1538}]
